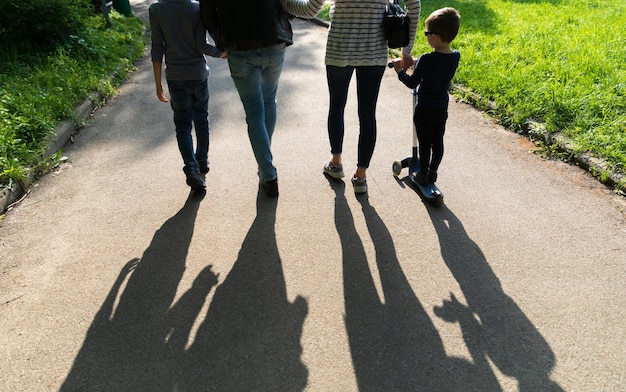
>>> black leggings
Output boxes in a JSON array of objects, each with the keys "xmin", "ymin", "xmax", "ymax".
[
  {"xmin": 414, "ymin": 108, "xmax": 448, "ymax": 172},
  {"xmin": 326, "ymin": 65, "xmax": 385, "ymax": 168}
]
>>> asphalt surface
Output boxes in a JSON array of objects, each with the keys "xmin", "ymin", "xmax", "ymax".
[{"xmin": 1, "ymin": 2, "xmax": 625, "ymax": 391}]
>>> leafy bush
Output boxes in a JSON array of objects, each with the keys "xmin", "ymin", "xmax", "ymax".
[
  {"xmin": 0, "ymin": 0, "xmax": 93, "ymax": 51},
  {"xmin": 0, "ymin": 10, "xmax": 146, "ymax": 186}
]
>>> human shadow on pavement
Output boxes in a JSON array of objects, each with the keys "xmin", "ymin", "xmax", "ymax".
[
  {"xmin": 181, "ymin": 194, "xmax": 309, "ymax": 391},
  {"xmin": 61, "ymin": 190, "xmax": 217, "ymax": 391},
  {"xmin": 427, "ymin": 205, "xmax": 564, "ymax": 391},
  {"xmin": 328, "ymin": 177, "xmax": 500, "ymax": 391}
]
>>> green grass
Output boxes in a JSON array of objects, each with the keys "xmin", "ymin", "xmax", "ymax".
[
  {"xmin": 0, "ymin": 11, "xmax": 145, "ymax": 187},
  {"xmin": 320, "ymin": 0, "xmax": 625, "ymax": 181},
  {"xmin": 418, "ymin": 0, "xmax": 625, "ymax": 175},
  {"xmin": 1, "ymin": 1, "xmax": 624, "ymax": 189}
]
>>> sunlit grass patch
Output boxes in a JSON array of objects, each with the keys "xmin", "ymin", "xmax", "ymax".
[
  {"xmin": 0, "ymin": 11, "xmax": 146, "ymax": 186},
  {"xmin": 413, "ymin": 0, "xmax": 625, "ymax": 174}
]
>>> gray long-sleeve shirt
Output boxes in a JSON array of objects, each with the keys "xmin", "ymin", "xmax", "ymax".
[{"xmin": 149, "ymin": 0, "xmax": 222, "ymax": 81}]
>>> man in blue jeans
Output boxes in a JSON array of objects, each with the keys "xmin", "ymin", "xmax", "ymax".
[
  {"xmin": 200, "ymin": 0, "xmax": 324, "ymax": 197},
  {"xmin": 150, "ymin": 0, "xmax": 225, "ymax": 191},
  {"xmin": 226, "ymin": 46, "xmax": 286, "ymax": 197}
]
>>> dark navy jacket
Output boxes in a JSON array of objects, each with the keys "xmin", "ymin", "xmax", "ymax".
[
  {"xmin": 399, "ymin": 50, "xmax": 461, "ymax": 110},
  {"xmin": 200, "ymin": 0, "xmax": 293, "ymax": 51}
]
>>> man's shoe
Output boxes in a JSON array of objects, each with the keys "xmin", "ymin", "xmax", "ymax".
[
  {"xmin": 262, "ymin": 178, "xmax": 279, "ymax": 197},
  {"xmin": 198, "ymin": 160, "xmax": 210, "ymax": 174},
  {"xmin": 183, "ymin": 166, "xmax": 206, "ymax": 191}
]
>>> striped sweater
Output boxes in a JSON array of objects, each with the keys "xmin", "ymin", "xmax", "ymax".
[
  {"xmin": 325, "ymin": 0, "xmax": 421, "ymax": 67},
  {"xmin": 281, "ymin": 0, "xmax": 326, "ymax": 18}
]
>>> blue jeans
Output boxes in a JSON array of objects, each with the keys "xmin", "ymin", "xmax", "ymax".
[
  {"xmin": 227, "ymin": 44, "xmax": 286, "ymax": 181},
  {"xmin": 326, "ymin": 65, "xmax": 385, "ymax": 169},
  {"xmin": 167, "ymin": 79, "xmax": 210, "ymax": 171}
]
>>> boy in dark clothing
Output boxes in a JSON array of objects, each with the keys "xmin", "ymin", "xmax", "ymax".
[
  {"xmin": 393, "ymin": 7, "xmax": 460, "ymax": 185},
  {"xmin": 149, "ymin": 0, "xmax": 225, "ymax": 191}
]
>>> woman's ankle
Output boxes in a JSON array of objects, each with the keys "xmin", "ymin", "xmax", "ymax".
[
  {"xmin": 331, "ymin": 154, "xmax": 342, "ymax": 166},
  {"xmin": 354, "ymin": 167, "xmax": 367, "ymax": 179}
]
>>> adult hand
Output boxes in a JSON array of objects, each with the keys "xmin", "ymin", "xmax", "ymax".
[{"xmin": 402, "ymin": 55, "xmax": 414, "ymax": 71}]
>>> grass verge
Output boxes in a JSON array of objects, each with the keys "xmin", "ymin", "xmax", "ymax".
[
  {"xmin": 424, "ymin": 0, "xmax": 624, "ymax": 186},
  {"xmin": 0, "ymin": 10, "xmax": 146, "ymax": 189},
  {"xmin": 321, "ymin": 0, "xmax": 625, "ymax": 189}
]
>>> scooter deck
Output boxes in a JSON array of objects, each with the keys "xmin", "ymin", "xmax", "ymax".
[{"xmin": 396, "ymin": 156, "xmax": 444, "ymax": 207}]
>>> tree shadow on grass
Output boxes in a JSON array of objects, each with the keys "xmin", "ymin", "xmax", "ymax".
[
  {"xmin": 181, "ymin": 194, "xmax": 309, "ymax": 391},
  {"xmin": 328, "ymin": 176, "xmax": 501, "ymax": 391},
  {"xmin": 501, "ymin": 0, "xmax": 564, "ymax": 4},
  {"xmin": 427, "ymin": 205, "xmax": 564, "ymax": 391},
  {"xmin": 60, "ymin": 190, "xmax": 217, "ymax": 391},
  {"xmin": 419, "ymin": 0, "xmax": 498, "ymax": 34}
]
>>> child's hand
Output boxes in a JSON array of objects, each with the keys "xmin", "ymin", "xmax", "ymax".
[
  {"xmin": 392, "ymin": 59, "xmax": 403, "ymax": 74},
  {"xmin": 156, "ymin": 84, "xmax": 168, "ymax": 102}
]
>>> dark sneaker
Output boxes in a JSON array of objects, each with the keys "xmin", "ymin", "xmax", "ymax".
[
  {"xmin": 412, "ymin": 170, "xmax": 428, "ymax": 185},
  {"xmin": 351, "ymin": 176, "xmax": 367, "ymax": 194},
  {"xmin": 262, "ymin": 178, "xmax": 279, "ymax": 197},
  {"xmin": 428, "ymin": 170, "xmax": 438, "ymax": 183},
  {"xmin": 323, "ymin": 161, "xmax": 345, "ymax": 179},
  {"xmin": 183, "ymin": 166, "xmax": 206, "ymax": 191},
  {"xmin": 198, "ymin": 160, "xmax": 210, "ymax": 174}
]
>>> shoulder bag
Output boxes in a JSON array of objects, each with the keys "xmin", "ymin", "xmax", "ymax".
[{"xmin": 383, "ymin": 0, "xmax": 410, "ymax": 49}]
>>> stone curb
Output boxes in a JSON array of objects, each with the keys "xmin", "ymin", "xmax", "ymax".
[
  {"xmin": 0, "ymin": 95, "xmax": 101, "ymax": 215},
  {"xmin": 45, "ymin": 94, "xmax": 100, "ymax": 158},
  {"xmin": 455, "ymin": 85, "xmax": 625, "ymax": 195},
  {"xmin": 526, "ymin": 121, "xmax": 626, "ymax": 195}
]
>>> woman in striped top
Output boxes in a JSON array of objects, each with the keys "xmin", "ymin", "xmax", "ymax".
[{"xmin": 322, "ymin": 0, "xmax": 421, "ymax": 194}]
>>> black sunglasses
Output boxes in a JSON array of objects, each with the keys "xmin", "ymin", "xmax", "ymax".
[{"xmin": 424, "ymin": 31, "xmax": 439, "ymax": 36}]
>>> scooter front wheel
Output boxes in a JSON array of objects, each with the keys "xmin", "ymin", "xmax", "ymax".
[{"xmin": 392, "ymin": 160, "xmax": 403, "ymax": 177}]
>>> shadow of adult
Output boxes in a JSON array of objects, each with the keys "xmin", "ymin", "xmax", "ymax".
[
  {"xmin": 61, "ymin": 191, "xmax": 217, "ymax": 392},
  {"xmin": 427, "ymin": 205, "xmax": 563, "ymax": 391},
  {"xmin": 182, "ymin": 194, "xmax": 308, "ymax": 392},
  {"xmin": 330, "ymin": 177, "xmax": 500, "ymax": 391}
]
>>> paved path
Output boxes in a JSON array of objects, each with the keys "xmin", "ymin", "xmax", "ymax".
[{"xmin": 1, "ymin": 3, "xmax": 625, "ymax": 391}]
